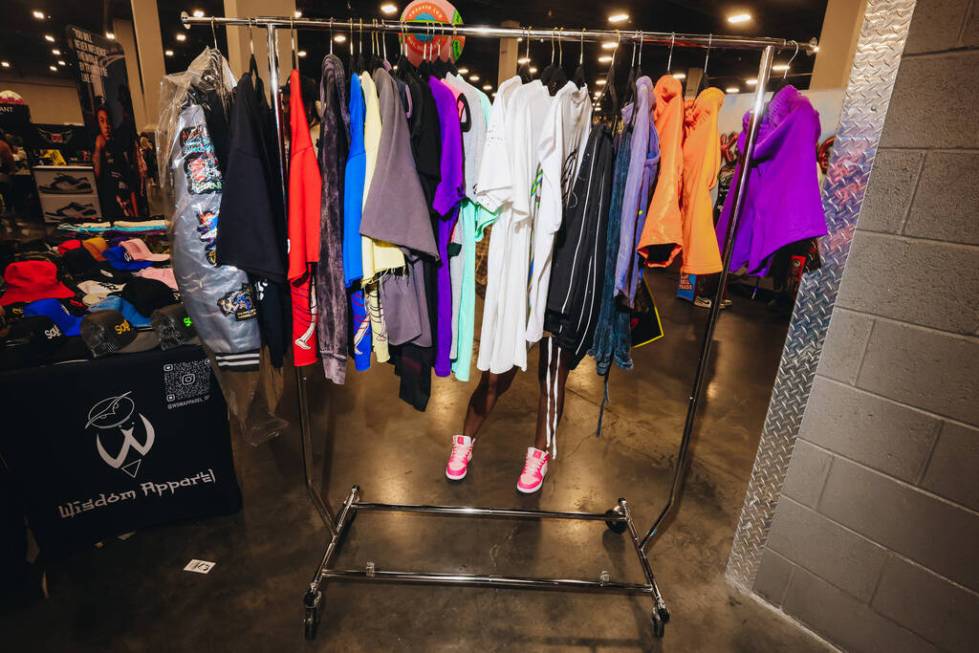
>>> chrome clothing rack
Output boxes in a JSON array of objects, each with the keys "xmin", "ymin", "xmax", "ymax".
[{"xmin": 183, "ymin": 11, "xmax": 790, "ymax": 641}]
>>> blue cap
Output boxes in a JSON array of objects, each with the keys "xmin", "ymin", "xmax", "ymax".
[
  {"xmin": 89, "ymin": 295, "xmax": 152, "ymax": 328},
  {"xmin": 24, "ymin": 298, "xmax": 83, "ymax": 336},
  {"xmin": 103, "ymin": 245, "xmax": 154, "ymax": 272}
]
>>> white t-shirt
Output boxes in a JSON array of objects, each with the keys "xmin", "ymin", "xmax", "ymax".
[{"xmin": 526, "ymin": 82, "xmax": 592, "ymax": 344}]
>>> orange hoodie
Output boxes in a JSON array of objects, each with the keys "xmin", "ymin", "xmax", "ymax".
[
  {"xmin": 679, "ymin": 87, "xmax": 725, "ymax": 275},
  {"xmin": 637, "ymin": 75, "xmax": 684, "ymax": 267}
]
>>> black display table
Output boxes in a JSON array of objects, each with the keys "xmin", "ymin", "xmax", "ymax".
[{"xmin": 0, "ymin": 345, "xmax": 241, "ymax": 557}]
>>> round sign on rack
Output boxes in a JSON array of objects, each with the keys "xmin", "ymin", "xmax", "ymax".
[{"xmin": 400, "ymin": 0, "xmax": 465, "ymax": 67}]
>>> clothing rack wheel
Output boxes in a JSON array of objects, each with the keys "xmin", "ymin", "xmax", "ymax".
[{"xmin": 180, "ymin": 13, "xmax": 784, "ymax": 645}]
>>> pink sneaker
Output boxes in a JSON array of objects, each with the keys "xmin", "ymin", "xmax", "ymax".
[
  {"xmin": 445, "ymin": 435, "xmax": 474, "ymax": 481},
  {"xmin": 517, "ymin": 447, "xmax": 550, "ymax": 494}
]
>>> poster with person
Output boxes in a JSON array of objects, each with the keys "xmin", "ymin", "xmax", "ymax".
[{"xmin": 64, "ymin": 25, "xmax": 147, "ymax": 218}]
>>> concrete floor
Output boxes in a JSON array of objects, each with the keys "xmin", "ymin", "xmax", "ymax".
[{"xmin": 1, "ymin": 271, "xmax": 832, "ymax": 652}]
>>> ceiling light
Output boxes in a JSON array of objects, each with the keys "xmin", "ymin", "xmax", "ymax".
[
  {"xmin": 725, "ymin": 86, "xmax": 739, "ymax": 93},
  {"xmin": 598, "ymin": 55, "xmax": 613, "ymax": 64},
  {"xmin": 596, "ymin": 79, "xmax": 606, "ymax": 85},
  {"xmin": 482, "ymin": 84, "xmax": 492, "ymax": 91},
  {"xmin": 44, "ymin": 34, "xmax": 55, "ymax": 42},
  {"xmin": 529, "ymin": 66, "xmax": 538, "ymax": 74},
  {"xmin": 176, "ymin": 33, "xmax": 187, "ymax": 42},
  {"xmin": 672, "ymin": 72, "xmax": 686, "ymax": 80},
  {"xmin": 165, "ymin": 49, "xmax": 174, "ymax": 57},
  {"xmin": 105, "ymin": 32, "xmax": 115, "ymax": 40},
  {"xmin": 334, "ymin": 33, "xmax": 347, "ymax": 43},
  {"xmin": 812, "ymin": 45, "xmax": 820, "ymax": 53},
  {"xmin": 517, "ymin": 57, "xmax": 530, "ymax": 65},
  {"xmin": 608, "ymin": 13, "xmax": 629, "ymax": 24},
  {"xmin": 457, "ymin": 66, "xmax": 469, "ymax": 74},
  {"xmin": 192, "ymin": 9, "xmax": 204, "ymax": 18},
  {"xmin": 772, "ymin": 64, "xmax": 790, "ymax": 72},
  {"xmin": 294, "ymin": 10, "xmax": 302, "ymax": 18},
  {"xmin": 380, "ymin": 3, "xmax": 399, "ymax": 15},
  {"xmin": 49, "ymin": 65, "xmax": 57, "ymax": 71},
  {"xmin": 32, "ymin": 10, "xmax": 45, "ymax": 19},
  {"xmin": 298, "ymin": 50, "xmax": 307, "ymax": 57},
  {"xmin": 52, "ymin": 48, "xmax": 60, "ymax": 55},
  {"xmin": 727, "ymin": 13, "xmax": 752, "ymax": 24},
  {"xmin": 745, "ymin": 78, "xmax": 757, "ymax": 86},
  {"xmin": 57, "ymin": 60, "xmax": 66, "ymax": 66},
  {"xmin": 517, "ymin": 37, "xmax": 523, "ymax": 42},
  {"xmin": 0, "ymin": 61, "xmax": 10, "ymax": 68},
  {"xmin": 469, "ymin": 74, "xmax": 480, "ymax": 81},
  {"xmin": 601, "ymin": 41, "xmax": 618, "ymax": 50}
]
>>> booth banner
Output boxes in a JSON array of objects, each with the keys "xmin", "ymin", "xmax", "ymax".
[
  {"xmin": 0, "ymin": 346, "xmax": 241, "ymax": 556},
  {"xmin": 64, "ymin": 25, "xmax": 148, "ymax": 218}
]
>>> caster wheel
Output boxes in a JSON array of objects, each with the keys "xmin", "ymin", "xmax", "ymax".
[
  {"xmin": 657, "ymin": 606, "xmax": 671, "ymax": 624},
  {"xmin": 605, "ymin": 505, "xmax": 627, "ymax": 534},
  {"xmin": 303, "ymin": 589, "xmax": 321, "ymax": 641},
  {"xmin": 651, "ymin": 611, "xmax": 666, "ymax": 639}
]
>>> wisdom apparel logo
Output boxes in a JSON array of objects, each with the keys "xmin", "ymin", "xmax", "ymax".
[{"xmin": 86, "ymin": 392, "xmax": 155, "ymax": 478}]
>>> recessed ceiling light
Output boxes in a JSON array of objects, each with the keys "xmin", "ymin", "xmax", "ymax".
[
  {"xmin": 57, "ymin": 59, "xmax": 66, "ymax": 66},
  {"xmin": 745, "ymin": 78, "xmax": 758, "ymax": 86},
  {"xmin": 32, "ymin": 10, "xmax": 45, "ymax": 19},
  {"xmin": 528, "ymin": 66, "xmax": 538, "ymax": 74},
  {"xmin": 482, "ymin": 83, "xmax": 492, "ymax": 91},
  {"xmin": 334, "ymin": 34, "xmax": 347, "ymax": 43},
  {"xmin": 49, "ymin": 65, "xmax": 57, "ymax": 71},
  {"xmin": 469, "ymin": 74, "xmax": 480, "ymax": 81},
  {"xmin": 725, "ymin": 86, "xmax": 739, "ymax": 93},
  {"xmin": 596, "ymin": 79, "xmax": 606, "ymax": 85},
  {"xmin": 165, "ymin": 49, "xmax": 174, "ymax": 57},
  {"xmin": 608, "ymin": 13, "xmax": 629, "ymax": 24},
  {"xmin": 380, "ymin": 3, "xmax": 399, "ymax": 15},
  {"xmin": 727, "ymin": 13, "xmax": 752, "ymax": 24},
  {"xmin": 772, "ymin": 64, "xmax": 790, "ymax": 72},
  {"xmin": 105, "ymin": 32, "xmax": 115, "ymax": 40},
  {"xmin": 298, "ymin": 50, "xmax": 307, "ymax": 57},
  {"xmin": 176, "ymin": 33, "xmax": 187, "ymax": 42},
  {"xmin": 517, "ymin": 37, "xmax": 523, "ymax": 42},
  {"xmin": 52, "ymin": 48, "xmax": 60, "ymax": 55},
  {"xmin": 598, "ymin": 55, "xmax": 613, "ymax": 63},
  {"xmin": 672, "ymin": 72, "xmax": 686, "ymax": 80},
  {"xmin": 294, "ymin": 10, "xmax": 302, "ymax": 18},
  {"xmin": 192, "ymin": 9, "xmax": 204, "ymax": 18},
  {"xmin": 517, "ymin": 57, "xmax": 531, "ymax": 65},
  {"xmin": 457, "ymin": 66, "xmax": 469, "ymax": 74},
  {"xmin": 601, "ymin": 41, "xmax": 618, "ymax": 50},
  {"xmin": 0, "ymin": 61, "xmax": 10, "ymax": 68},
  {"xmin": 44, "ymin": 34, "xmax": 55, "ymax": 42}
]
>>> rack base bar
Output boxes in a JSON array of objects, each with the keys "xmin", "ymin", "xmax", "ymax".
[
  {"xmin": 352, "ymin": 500, "xmax": 627, "ymax": 522},
  {"xmin": 323, "ymin": 568, "xmax": 654, "ymax": 594}
]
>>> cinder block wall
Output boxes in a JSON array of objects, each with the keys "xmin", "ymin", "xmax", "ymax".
[{"xmin": 751, "ymin": 2, "xmax": 979, "ymax": 652}]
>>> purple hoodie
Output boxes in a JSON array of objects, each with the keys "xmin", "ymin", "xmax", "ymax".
[{"xmin": 715, "ymin": 85, "xmax": 827, "ymax": 276}]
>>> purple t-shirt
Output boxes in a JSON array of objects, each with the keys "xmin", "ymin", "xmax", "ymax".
[{"xmin": 428, "ymin": 77, "xmax": 465, "ymax": 377}]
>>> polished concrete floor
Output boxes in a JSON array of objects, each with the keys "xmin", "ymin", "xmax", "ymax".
[{"xmin": 1, "ymin": 271, "xmax": 831, "ymax": 652}]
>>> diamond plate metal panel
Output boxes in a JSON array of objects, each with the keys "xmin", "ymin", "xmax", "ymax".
[{"xmin": 725, "ymin": 0, "xmax": 916, "ymax": 591}]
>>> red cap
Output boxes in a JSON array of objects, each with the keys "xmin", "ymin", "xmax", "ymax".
[
  {"xmin": 57, "ymin": 240, "xmax": 83, "ymax": 255},
  {"xmin": 0, "ymin": 260, "xmax": 76, "ymax": 306}
]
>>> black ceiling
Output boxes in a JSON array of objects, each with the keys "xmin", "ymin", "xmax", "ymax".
[{"xmin": 0, "ymin": 1, "xmax": 826, "ymax": 100}]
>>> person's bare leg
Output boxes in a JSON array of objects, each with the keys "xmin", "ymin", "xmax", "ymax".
[
  {"xmin": 462, "ymin": 369, "xmax": 517, "ymax": 441},
  {"xmin": 534, "ymin": 337, "xmax": 574, "ymax": 452}
]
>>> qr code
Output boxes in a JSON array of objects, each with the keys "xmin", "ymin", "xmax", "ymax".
[{"xmin": 163, "ymin": 359, "xmax": 212, "ymax": 404}]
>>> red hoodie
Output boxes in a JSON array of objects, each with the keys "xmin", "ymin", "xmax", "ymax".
[{"xmin": 287, "ymin": 69, "xmax": 322, "ymax": 367}]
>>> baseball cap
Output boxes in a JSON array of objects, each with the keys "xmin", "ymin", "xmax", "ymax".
[
  {"xmin": 82, "ymin": 237, "xmax": 108, "ymax": 261},
  {"xmin": 120, "ymin": 238, "xmax": 170, "ymax": 262},
  {"xmin": 0, "ymin": 316, "xmax": 90, "ymax": 369},
  {"xmin": 23, "ymin": 298, "xmax": 83, "ymax": 336},
  {"xmin": 151, "ymin": 304, "xmax": 200, "ymax": 350},
  {"xmin": 57, "ymin": 239, "xmax": 83, "ymax": 255},
  {"xmin": 61, "ymin": 247, "xmax": 102, "ymax": 278},
  {"xmin": 80, "ymin": 310, "xmax": 159, "ymax": 357},
  {"xmin": 121, "ymin": 277, "xmax": 179, "ymax": 317},
  {"xmin": 0, "ymin": 260, "xmax": 75, "ymax": 306},
  {"xmin": 103, "ymin": 245, "xmax": 154, "ymax": 272},
  {"xmin": 90, "ymin": 295, "xmax": 152, "ymax": 328}
]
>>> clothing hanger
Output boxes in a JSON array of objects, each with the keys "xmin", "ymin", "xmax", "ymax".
[
  {"xmin": 769, "ymin": 40, "xmax": 799, "ymax": 93},
  {"xmin": 447, "ymin": 23, "xmax": 459, "ymax": 76},
  {"xmin": 622, "ymin": 30, "xmax": 640, "ymax": 108},
  {"xmin": 573, "ymin": 30, "xmax": 586, "ymax": 88},
  {"xmin": 546, "ymin": 29, "xmax": 568, "ymax": 95},
  {"xmin": 517, "ymin": 28, "xmax": 532, "ymax": 83},
  {"xmin": 355, "ymin": 19, "xmax": 366, "ymax": 74},
  {"xmin": 210, "ymin": 18, "xmax": 220, "ymax": 53},
  {"xmin": 697, "ymin": 34, "xmax": 712, "ymax": 95},
  {"xmin": 289, "ymin": 17, "xmax": 299, "ymax": 71},
  {"xmin": 666, "ymin": 32, "xmax": 675, "ymax": 74},
  {"xmin": 600, "ymin": 30, "xmax": 622, "ymax": 126},
  {"xmin": 540, "ymin": 29, "xmax": 558, "ymax": 87}
]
